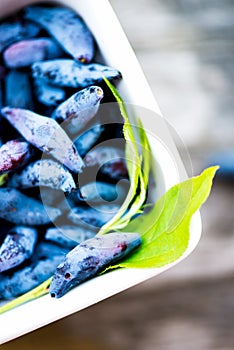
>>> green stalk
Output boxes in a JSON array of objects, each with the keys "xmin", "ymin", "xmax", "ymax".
[
  {"xmin": 98, "ymin": 79, "xmax": 151, "ymax": 235},
  {"xmin": 0, "ymin": 277, "xmax": 52, "ymax": 315}
]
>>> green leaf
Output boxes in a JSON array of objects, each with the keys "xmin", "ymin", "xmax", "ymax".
[
  {"xmin": 0, "ymin": 277, "xmax": 52, "ymax": 315},
  {"xmin": 98, "ymin": 79, "xmax": 151, "ymax": 234},
  {"xmin": 111, "ymin": 166, "xmax": 218, "ymax": 269}
]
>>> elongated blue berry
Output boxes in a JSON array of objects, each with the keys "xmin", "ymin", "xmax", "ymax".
[
  {"xmin": 78, "ymin": 182, "xmax": 126, "ymax": 203},
  {"xmin": 0, "ymin": 140, "xmax": 32, "ymax": 175},
  {"xmin": 0, "ymin": 226, "xmax": 37, "ymax": 272},
  {"xmin": 24, "ymin": 6, "xmax": 94, "ymax": 63},
  {"xmin": 49, "ymin": 232, "xmax": 142, "ymax": 298},
  {"xmin": 52, "ymin": 86, "xmax": 104, "ymax": 135},
  {"xmin": 45, "ymin": 225, "xmax": 96, "ymax": 249},
  {"xmin": 5, "ymin": 70, "xmax": 33, "ymax": 109},
  {"xmin": 1, "ymin": 107, "xmax": 84, "ymax": 173},
  {"xmin": 84, "ymin": 146, "xmax": 128, "ymax": 180},
  {"xmin": 0, "ymin": 188, "xmax": 61, "ymax": 225},
  {"xmin": 32, "ymin": 59, "xmax": 121, "ymax": 88},
  {"xmin": 9, "ymin": 159, "xmax": 75, "ymax": 192},
  {"xmin": 74, "ymin": 124, "xmax": 104, "ymax": 157},
  {"xmin": 34, "ymin": 78, "xmax": 65, "ymax": 107},
  {"xmin": 0, "ymin": 242, "xmax": 68, "ymax": 299},
  {"xmin": 68, "ymin": 204, "xmax": 120, "ymax": 228},
  {"xmin": 4, "ymin": 38, "xmax": 63, "ymax": 68}
]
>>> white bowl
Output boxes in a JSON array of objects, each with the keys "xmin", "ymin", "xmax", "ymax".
[{"xmin": 0, "ymin": 0, "xmax": 201, "ymax": 344}]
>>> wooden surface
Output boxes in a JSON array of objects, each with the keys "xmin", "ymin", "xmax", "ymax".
[{"xmin": 2, "ymin": 1, "xmax": 234, "ymax": 349}]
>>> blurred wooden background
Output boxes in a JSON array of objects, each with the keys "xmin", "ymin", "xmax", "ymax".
[{"xmin": 3, "ymin": 0, "xmax": 234, "ymax": 349}]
